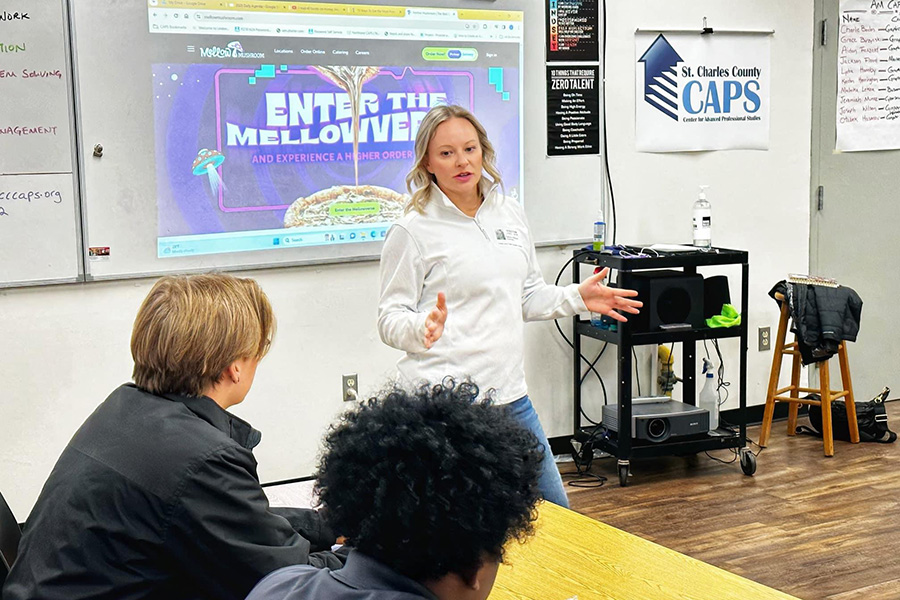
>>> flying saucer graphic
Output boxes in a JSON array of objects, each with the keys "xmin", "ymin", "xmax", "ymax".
[{"xmin": 192, "ymin": 148, "xmax": 226, "ymax": 197}]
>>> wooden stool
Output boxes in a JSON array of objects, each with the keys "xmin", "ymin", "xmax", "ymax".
[{"xmin": 758, "ymin": 292, "xmax": 859, "ymax": 456}]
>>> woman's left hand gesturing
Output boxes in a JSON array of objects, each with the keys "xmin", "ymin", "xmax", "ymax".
[{"xmin": 578, "ymin": 267, "xmax": 642, "ymax": 322}]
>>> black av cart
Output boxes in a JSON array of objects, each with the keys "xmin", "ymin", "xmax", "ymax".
[{"xmin": 571, "ymin": 247, "xmax": 754, "ymax": 486}]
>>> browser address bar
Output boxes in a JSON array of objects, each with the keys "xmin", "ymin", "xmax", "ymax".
[{"xmin": 188, "ymin": 10, "xmax": 469, "ymax": 31}]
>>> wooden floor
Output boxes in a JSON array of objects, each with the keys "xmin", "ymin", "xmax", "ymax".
[{"xmin": 561, "ymin": 401, "xmax": 900, "ymax": 600}]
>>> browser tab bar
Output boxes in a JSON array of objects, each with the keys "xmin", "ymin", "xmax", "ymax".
[{"xmin": 404, "ymin": 7, "xmax": 457, "ymax": 20}]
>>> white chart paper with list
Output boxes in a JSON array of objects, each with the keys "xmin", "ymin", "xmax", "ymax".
[{"xmin": 836, "ymin": 0, "xmax": 900, "ymax": 152}]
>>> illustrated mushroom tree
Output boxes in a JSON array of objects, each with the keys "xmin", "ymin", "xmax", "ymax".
[{"xmin": 314, "ymin": 66, "xmax": 380, "ymax": 186}]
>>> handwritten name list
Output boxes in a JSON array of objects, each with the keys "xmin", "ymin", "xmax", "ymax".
[{"xmin": 836, "ymin": 0, "xmax": 900, "ymax": 151}]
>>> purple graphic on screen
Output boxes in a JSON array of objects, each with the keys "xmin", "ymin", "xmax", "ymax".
[
  {"xmin": 191, "ymin": 148, "xmax": 226, "ymax": 197},
  {"xmin": 153, "ymin": 63, "xmax": 519, "ymax": 237}
]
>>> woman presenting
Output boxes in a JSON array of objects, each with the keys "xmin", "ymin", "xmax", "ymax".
[{"xmin": 378, "ymin": 104, "xmax": 641, "ymax": 507}]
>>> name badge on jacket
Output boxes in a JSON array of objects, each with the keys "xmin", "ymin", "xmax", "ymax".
[{"xmin": 495, "ymin": 228, "xmax": 524, "ymax": 247}]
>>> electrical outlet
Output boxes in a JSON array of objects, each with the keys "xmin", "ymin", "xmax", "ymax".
[
  {"xmin": 758, "ymin": 326, "xmax": 771, "ymax": 351},
  {"xmin": 342, "ymin": 373, "xmax": 359, "ymax": 402}
]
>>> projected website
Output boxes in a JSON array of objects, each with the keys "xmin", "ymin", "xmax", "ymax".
[{"xmin": 147, "ymin": 1, "xmax": 523, "ymax": 258}]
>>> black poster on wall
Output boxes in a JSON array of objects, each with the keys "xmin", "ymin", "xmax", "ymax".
[
  {"xmin": 546, "ymin": 65, "xmax": 600, "ymax": 156},
  {"xmin": 546, "ymin": 0, "xmax": 599, "ymax": 62}
]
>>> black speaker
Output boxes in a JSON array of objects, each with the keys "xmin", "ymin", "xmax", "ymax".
[
  {"xmin": 703, "ymin": 275, "xmax": 731, "ymax": 319},
  {"xmin": 624, "ymin": 270, "xmax": 704, "ymax": 332}
]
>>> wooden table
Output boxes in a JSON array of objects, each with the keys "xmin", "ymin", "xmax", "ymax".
[{"xmin": 490, "ymin": 502, "xmax": 797, "ymax": 600}]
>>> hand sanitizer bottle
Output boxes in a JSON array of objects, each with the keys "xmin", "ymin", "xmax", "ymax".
[
  {"xmin": 699, "ymin": 358, "xmax": 718, "ymax": 430},
  {"xmin": 593, "ymin": 209, "xmax": 606, "ymax": 251},
  {"xmin": 692, "ymin": 185, "xmax": 712, "ymax": 248}
]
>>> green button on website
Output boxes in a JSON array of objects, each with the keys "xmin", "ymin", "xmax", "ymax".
[{"xmin": 421, "ymin": 47, "xmax": 479, "ymax": 61}]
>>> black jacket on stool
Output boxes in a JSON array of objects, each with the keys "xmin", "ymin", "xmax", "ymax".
[
  {"xmin": 770, "ymin": 281, "xmax": 863, "ymax": 365},
  {"xmin": 3, "ymin": 383, "xmax": 340, "ymax": 600}
]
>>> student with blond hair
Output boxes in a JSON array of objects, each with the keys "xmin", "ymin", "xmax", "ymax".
[
  {"xmin": 4, "ymin": 273, "xmax": 340, "ymax": 600},
  {"xmin": 378, "ymin": 104, "xmax": 641, "ymax": 508}
]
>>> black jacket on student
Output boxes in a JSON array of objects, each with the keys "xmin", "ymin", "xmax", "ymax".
[{"xmin": 3, "ymin": 383, "xmax": 341, "ymax": 600}]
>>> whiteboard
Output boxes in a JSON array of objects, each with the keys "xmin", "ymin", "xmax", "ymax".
[
  {"xmin": 0, "ymin": 0, "xmax": 80, "ymax": 287},
  {"xmin": 0, "ymin": 174, "xmax": 80, "ymax": 285},
  {"xmin": 69, "ymin": 0, "xmax": 595, "ymax": 281}
]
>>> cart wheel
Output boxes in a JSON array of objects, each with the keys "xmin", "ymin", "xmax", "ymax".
[
  {"xmin": 617, "ymin": 462, "xmax": 630, "ymax": 487},
  {"xmin": 740, "ymin": 449, "xmax": 757, "ymax": 476}
]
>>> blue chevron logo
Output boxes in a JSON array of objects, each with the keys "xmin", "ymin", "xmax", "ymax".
[{"xmin": 638, "ymin": 34, "xmax": 684, "ymax": 121}]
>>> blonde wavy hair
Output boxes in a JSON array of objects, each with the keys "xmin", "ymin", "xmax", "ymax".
[
  {"xmin": 405, "ymin": 104, "xmax": 503, "ymax": 213},
  {"xmin": 131, "ymin": 273, "xmax": 275, "ymax": 397}
]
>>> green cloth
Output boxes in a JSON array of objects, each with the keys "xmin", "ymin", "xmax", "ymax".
[{"xmin": 706, "ymin": 304, "xmax": 741, "ymax": 328}]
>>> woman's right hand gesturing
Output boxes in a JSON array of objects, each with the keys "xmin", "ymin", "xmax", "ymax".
[{"xmin": 424, "ymin": 292, "xmax": 447, "ymax": 349}]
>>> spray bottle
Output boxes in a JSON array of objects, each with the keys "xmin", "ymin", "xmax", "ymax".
[
  {"xmin": 699, "ymin": 357, "xmax": 718, "ymax": 431},
  {"xmin": 692, "ymin": 185, "xmax": 712, "ymax": 248}
]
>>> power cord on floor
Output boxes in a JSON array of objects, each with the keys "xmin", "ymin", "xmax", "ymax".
[
  {"xmin": 564, "ymin": 469, "xmax": 609, "ymax": 488},
  {"xmin": 704, "ymin": 449, "xmax": 739, "ymax": 465},
  {"xmin": 704, "ymin": 427, "xmax": 764, "ymax": 465},
  {"xmin": 564, "ymin": 424, "xmax": 609, "ymax": 488}
]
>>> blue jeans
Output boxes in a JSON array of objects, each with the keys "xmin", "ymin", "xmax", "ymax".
[{"xmin": 504, "ymin": 395, "xmax": 569, "ymax": 508}]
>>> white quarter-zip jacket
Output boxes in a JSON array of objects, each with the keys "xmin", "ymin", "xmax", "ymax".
[{"xmin": 377, "ymin": 182, "xmax": 587, "ymax": 404}]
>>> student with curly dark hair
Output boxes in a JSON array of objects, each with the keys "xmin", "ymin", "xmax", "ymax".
[{"xmin": 246, "ymin": 379, "xmax": 544, "ymax": 600}]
